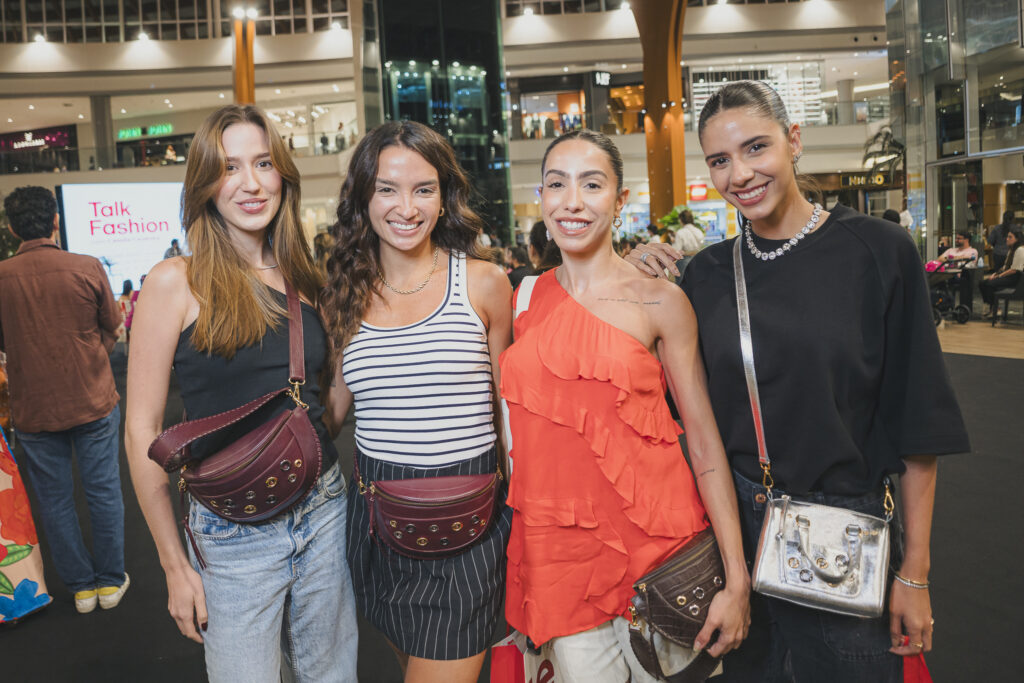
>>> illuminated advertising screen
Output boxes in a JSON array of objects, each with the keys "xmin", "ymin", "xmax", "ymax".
[{"xmin": 57, "ymin": 182, "xmax": 186, "ymax": 294}]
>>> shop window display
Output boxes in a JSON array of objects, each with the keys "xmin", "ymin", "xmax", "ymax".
[{"xmin": 518, "ymin": 91, "xmax": 585, "ymax": 139}]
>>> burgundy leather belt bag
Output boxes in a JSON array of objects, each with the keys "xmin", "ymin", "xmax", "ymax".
[
  {"xmin": 356, "ymin": 457, "xmax": 501, "ymax": 560},
  {"xmin": 148, "ymin": 283, "xmax": 323, "ymax": 567}
]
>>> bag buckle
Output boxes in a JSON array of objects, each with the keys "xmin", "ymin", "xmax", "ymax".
[
  {"xmin": 761, "ymin": 463, "xmax": 774, "ymax": 499},
  {"xmin": 289, "ymin": 380, "xmax": 309, "ymax": 409},
  {"xmin": 883, "ymin": 481, "xmax": 895, "ymax": 522},
  {"xmin": 628, "ymin": 604, "xmax": 640, "ymax": 628}
]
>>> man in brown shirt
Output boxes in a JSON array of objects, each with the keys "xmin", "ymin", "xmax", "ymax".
[{"xmin": 0, "ymin": 186, "xmax": 128, "ymax": 613}]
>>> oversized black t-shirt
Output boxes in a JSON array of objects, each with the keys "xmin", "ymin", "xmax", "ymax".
[{"xmin": 681, "ymin": 204, "xmax": 969, "ymax": 495}]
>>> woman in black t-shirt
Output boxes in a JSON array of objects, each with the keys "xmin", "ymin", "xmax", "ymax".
[{"xmin": 627, "ymin": 81, "xmax": 969, "ymax": 683}]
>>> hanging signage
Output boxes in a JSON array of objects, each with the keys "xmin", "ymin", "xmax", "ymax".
[
  {"xmin": 117, "ymin": 123, "xmax": 175, "ymax": 140},
  {"xmin": 593, "ymin": 71, "xmax": 611, "ymax": 87},
  {"xmin": 0, "ymin": 126, "xmax": 75, "ymax": 152},
  {"xmin": 689, "ymin": 182, "xmax": 708, "ymax": 201}
]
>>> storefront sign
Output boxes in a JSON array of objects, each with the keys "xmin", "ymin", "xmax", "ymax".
[
  {"xmin": 840, "ymin": 172, "xmax": 890, "ymax": 188},
  {"xmin": 593, "ymin": 71, "xmax": 611, "ymax": 87},
  {"xmin": 0, "ymin": 126, "xmax": 75, "ymax": 152},
  {"xmin": 117, "ymin": 123, "xmax": 174, "ymax": 140},
  {"xmin": 689, "ymin": 182, "xmax": 708, "ymax": 201}
]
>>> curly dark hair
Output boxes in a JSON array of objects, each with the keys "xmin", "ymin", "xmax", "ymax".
[
  {"xmin": 321, "ymin": 120, "xmax": 487, "ymax": 352},
  {"xmin": 4, "ymin": 186, "xmax": 58, "ymax": 241}
]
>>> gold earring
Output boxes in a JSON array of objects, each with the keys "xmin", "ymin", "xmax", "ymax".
[
  {"xmin": 613, "ymin": 215, "xmax": 623, "ymax": 229},
  {"xmin": 439, "ymin": 207, "xmax": 445, "ymax": 217}
]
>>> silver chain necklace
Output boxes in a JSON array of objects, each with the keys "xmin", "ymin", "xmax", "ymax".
[
  {"xmin": 744, "ymin": 203, "xmax": 823, "ymax": 261},
  {"xmin": 379, "ymin": 246, "xmax": 440, "ymax": 295}
]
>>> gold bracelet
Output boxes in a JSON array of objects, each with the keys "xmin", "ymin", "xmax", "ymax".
[{"xmin": 893, "ymin": 572, "xmax": 930, "ymax": 589}]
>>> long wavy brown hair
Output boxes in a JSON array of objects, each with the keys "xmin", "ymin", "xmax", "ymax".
[
  {"xmin": 321, "ymin": 121, "xmax": 486, "ymax": 353},
  {"xmin": 182, "ymin": 105, "xmax": 322, "ymax": 358}
]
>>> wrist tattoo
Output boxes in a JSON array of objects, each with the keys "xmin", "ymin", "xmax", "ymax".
[{"xmin": 698, "ymin": 468, "xmax": 716, "ymax": 478}]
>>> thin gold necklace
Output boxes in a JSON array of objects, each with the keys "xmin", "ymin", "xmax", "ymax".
[{"xmin": 379, "ymin": 246, "xmax": 440, "ymax": 295}]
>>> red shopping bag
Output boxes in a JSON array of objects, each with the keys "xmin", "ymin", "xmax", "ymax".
[
  {"xmin": 490, "ymin": 632, "xmax": 526, "ymax": 683},
  {"xmin": 899, "ymin": 636, "xmax": 933, "ymax": 683}
]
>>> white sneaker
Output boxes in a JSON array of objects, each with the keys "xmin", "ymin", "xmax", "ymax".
[
  {"xmin": 97, "ymin": 573, "xmax": 130, "ymax": 610},
  {"xmin": 74, "ymin": 588, "xmax": 98, "ymax": 614}
]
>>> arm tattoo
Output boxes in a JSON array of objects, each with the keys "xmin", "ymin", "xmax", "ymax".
[
  {"xmin": 597, "ymin": 297, "xmax": 662, "ymax": 305},
  {"xmin": 697, "ymin": 468, "xmax": 716, "ymax": 478}
]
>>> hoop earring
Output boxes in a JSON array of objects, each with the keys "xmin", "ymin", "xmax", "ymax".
[
  {"xmin": 793, "ymin": 153, "xmax": 802, "ymax": 164},
  {"xmin": 438, "ymin": 207, "xmax": 445, "ymax": 217},
  {"xmin": 546, "ymin": 229, "xmax": 551, "ymax": 240},
  {"xmin": 613, "ymin": 215, "xmax": 623, "ymax": 229}
]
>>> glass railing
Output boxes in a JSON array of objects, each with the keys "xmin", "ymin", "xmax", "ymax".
[{"xmin": 0, "ymin": 129, "xmax": 360, "ymax": 176}]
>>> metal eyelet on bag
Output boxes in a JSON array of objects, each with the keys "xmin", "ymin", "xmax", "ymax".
[
  {"xmin": 471, "ymin": 515, "xmax": 480, "ymax": 524},
  {"xmin": 210, "ymin": 501, "xmax": 220, "ymax": 508},
  {"xmin": 429, "ymin": 524, "xmax": 439, "ymax": 533},
  {"xmin": 222, "ymin": 498, "xmax": 234, "ymax": 507},
  {"xmin": 799, "ymin": 569, "xmax": 813, "ymax": 583},
  {"xmin": 245, "ymin": 491, "xmax": 256, "ymax": 500},
  {"xmin": 389, "ymin": 520, "xmax": 398, "ymax": 528},
  {"xmin": 693, "ymin": 587, "xmax": 705, "ymax": 599},
  {"xmin": 469, "ymin": 529, "xmax": 477, "ymax": 537},
  {"xmin": 394, "ymin": 531, "xmax": 403, "ymax": 539},
  {"xmin": 405, "ymin": 524, "xmax": 416, "ymax": 534},
  {"xmin": 266, "ymin": 476, "xmax": 278, "ymax": 488},
  {"xmin": 835, "ymin": 554, "xmax": 849, "ymax": 568},
  {"xmin": 243, "ymin": 505, "xmax": 257, "ymax": 514},
  {"xmin": 816, "ymin": 557, "xmax": 829, "ymax": 569},
  {"xmin": 451, "ymin": 521, "xmax": 464, "ymax": 531},
  {"xmin": 713, "ymin": 576, "xmax": 723, "ymax": 587},
  {"xmin": 280, "ymin": 460, "xmax": 291, "ymax": 471},
  {"xmin": 440, "ymin": 537, "xmax": 450, "ymax": 547},
  {"xmin": 266, "ymin": 495, "xmax": 277, "ymax": 505},
  {"xmin": 788, "ymin": 557, "xmax": 800, "ymax": 569},
  {"xmin": 294, "ymin": 459, "xmax": 303, "ymax": 468},
  {"xmin": 416, "ymin": 537, "xmax": 428, "ymax": 547},
  {"xmin": 288, "ymin": 473, "xmax": 297, "ymax": 483},
  {"xmin": 689, "ymin": 605, "xmax": 700, "ymax": 616},
  {"xmin": 676, "ymin": 595, "xmax": 688, "ymax": 606}
]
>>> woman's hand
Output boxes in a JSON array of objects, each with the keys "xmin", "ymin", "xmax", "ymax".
[
  {"xmin": 623, "ymin": 242, "xmax": 683, "ymax": 279},
  {"xmin": 888, "ymin": 581, "xmax": 933, "ymax": 655},
  {"xmin": 165, "ymin": 563, "xmax": 209, "ymax": 643},
  {"xmin": 695, "ymin": 581, "xmax": 751, "ymax": 658}
]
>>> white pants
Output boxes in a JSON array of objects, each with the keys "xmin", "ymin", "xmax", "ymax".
[{"xmin": 550, "ymin": 617, "xmax": 709, "ymax": 683}]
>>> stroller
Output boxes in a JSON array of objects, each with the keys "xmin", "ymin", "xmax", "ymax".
[{"xmin": 926, "ymin": 257, "xmax": 974, "ymax": 325}]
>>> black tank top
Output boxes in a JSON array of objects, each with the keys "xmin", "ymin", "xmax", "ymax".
[{"xmin": 173, "ymin": 289, "xmax": 338, "ymax": 469}]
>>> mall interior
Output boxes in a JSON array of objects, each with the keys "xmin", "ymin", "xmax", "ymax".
[{"xmin": 0, "ymin": 1, "xmax": 1021, "ymax": 682}]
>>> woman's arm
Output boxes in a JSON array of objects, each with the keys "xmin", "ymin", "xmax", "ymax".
[
  {"xmin": 652, "ymin": 281, "xmax": 751, "ymax": 657},
  {"xmin": 323, "ymin": 360, "xmax": 354, "ymax": 440},
  {"xmin": 123, "ymin": 259, "xmax": 207, "ymax": 643},
  {"xmin": 467, "ymin": 259, "xmax": 514, "ymax": 456},
  {"xmin": 889, "ymin": 454, "xmax": 937, "ymax": 655}
]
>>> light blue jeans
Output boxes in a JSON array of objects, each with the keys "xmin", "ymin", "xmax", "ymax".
[{"xmin": 187, "ymin": 461, "xmax": 358, "ymax": 683}]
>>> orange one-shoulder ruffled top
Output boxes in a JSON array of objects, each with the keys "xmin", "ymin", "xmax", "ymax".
[{"xmin": 498, "ymin": 271, "xmax": 709, "ymax": 645}]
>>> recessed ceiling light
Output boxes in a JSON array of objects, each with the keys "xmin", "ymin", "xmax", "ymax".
[
  {"xmin": 164, "ymin": 99, "xmax": 170, "ymax": 104},
  {"xmin": 275, "ymin": 88, "xmax": 281, "ymax": 94},
  {"xmin": 78, "ymin": 114, "xmax": 84, "ymax": 119},
  {"xmin": 332, "ymin": 84, "xmax": 339, "ymax": 92},
  {"xmin": 246, "ymin": 8, "xmax": 257, "ymax": 19},
  {"xmin": 120, "ymin": 108, "xmax": 127, "ymax": 113},
  {"xmin": 168, "ymin": 103, "xmax": 173, "ymax": 108},
  {"xmin": 330, "ymin": 22, "xmax": 341, "ymax": 30},
  {"xmin": 219, "ymin": 93, "xmax": 225, "ymax": 98},
  {"xmin": 28, "ymin": 105, "xmax": 34, "ymax": 110},
  {"xmin": 232, "ymin": 7, "xmax": 245, "ymax": 19},
  {"xmin": 523, "ymin": 7, "xmax": 534, "ymax": 16},
  {"xmin": 138, "ymin": 32, "xmax": 149, "ymax": 40},
  {"xmin": 621, "ymin": 64, "xmax": 628, "ymax": 69},
  {"xmin": 563, "ymin": 66, "xmax": 569, "ymax": 72}
]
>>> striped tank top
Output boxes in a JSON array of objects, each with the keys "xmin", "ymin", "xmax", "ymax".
[{"xmin": 342, "ymin": 251, "xmax": 496, "ymax": 466}]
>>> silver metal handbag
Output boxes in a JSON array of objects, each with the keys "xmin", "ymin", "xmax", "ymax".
[{"xmin": 733, "ymin": 238, "xmax": 892, "ymax": 619}]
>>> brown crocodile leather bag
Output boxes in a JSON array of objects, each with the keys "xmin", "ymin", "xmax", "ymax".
[{"xmin": 147, "ymin": 282, "xmax": 322, "ymax": 567}]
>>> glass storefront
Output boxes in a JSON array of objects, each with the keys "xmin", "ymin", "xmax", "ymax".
[{"xmin": 0, "ymin": 125, "xmax": 79, "ymax": 174}]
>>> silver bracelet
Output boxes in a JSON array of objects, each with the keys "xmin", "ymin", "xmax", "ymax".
[{"xmin": 893, "ymin": 572, "xmax": 930, "ymax": 589}]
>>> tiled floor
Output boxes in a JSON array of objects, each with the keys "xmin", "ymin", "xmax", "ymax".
[{"xmin": 936, "ymin": 320, "xmax": 1024, "ymax": 360}]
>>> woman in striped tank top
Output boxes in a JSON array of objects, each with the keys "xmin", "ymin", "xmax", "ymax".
[{"xmin": 321, "ymin": 121, "xmax": 513, "ymax": 682}]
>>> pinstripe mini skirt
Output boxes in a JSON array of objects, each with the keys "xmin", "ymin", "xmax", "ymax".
[{"xmin": 347, "ymin": 447, "xmax": 512, "ymax": 660}]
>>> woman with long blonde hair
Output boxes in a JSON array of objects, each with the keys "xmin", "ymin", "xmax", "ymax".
[
  {"xmin": 124, "ymin": 105, "xmax": 357, "ymax": 682},
  {"xmin": 321, "ymin": 120, "xmax": 513, "ymax": 683}
]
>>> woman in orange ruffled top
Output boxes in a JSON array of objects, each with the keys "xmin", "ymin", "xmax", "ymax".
[{"xmin": 499, "ymin": 130, "xmax": 750, "ymax": 681}]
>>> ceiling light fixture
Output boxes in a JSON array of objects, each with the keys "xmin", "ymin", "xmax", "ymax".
[
  {"xmin": 138, "ymin": 31, "xmax": 149, "ymax": 40},
  {"xmin": 121, "ymin": 108, "xmax": 127, "ymax": 113},
  {"xmin": 28, "ymin": 105, "xmax": 34, "ymax": 110},
  {"xmin": 523, "ymin": 7, "xmax": 534, "ymax": 16},
  {"xmin": 78, "ymin": 114, "xmax": 84, "ymax": 119},
  {"xmin": 34, "ymin": 34, "xmax": 45, "ymax": 42},
  {"xmin": 246, "ymin": 8, "xmax": 258, "ymax": 19},
  {"xmin": 232, "ymin": 7, "xmax": 245, "ymax": 19}
]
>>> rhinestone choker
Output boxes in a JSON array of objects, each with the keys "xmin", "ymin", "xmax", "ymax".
[{"xmin": 744, "ymin": 203, "xmax": 823, "ymax": 262}]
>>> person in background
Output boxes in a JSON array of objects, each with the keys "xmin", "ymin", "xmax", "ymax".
[
  {"xmin": 626, "ymin": 80, "xmax": 968, "ymax": 682},
  {"xmin": 528, "ymin": 221, "xmax": 562, "ymax": 274},
  {"xmin": 644, "ymin": 222, "xmax": 662, "ymax": 243},
  {"xmin": 163, "ymin": 239, "xmax": 183, "ymax": 259},
  {"xmin": 881, "ymin": 208, "xmax": 901, "ymax": 224},
  {"xmin": 117, "ymin": 280, "xmax": 134, "ymax": 344},
  {"xmin": 987, "ymin": 211, "xmax": 1015, "ymax": 273},
  {"xmin": 0, "ymin": 186, "xmax": 128, "ymax": 616},
  {"xmin": 672, "ymin": 210, "xmax": 704, "ymax": 256},
  {"xmin": 124, "ymin": 105, "xmax": 357, "ymax": 681},
  {"xmin": 936, "ymin": 232, "xmax": 979, "ymax": 266},
  {"xmin": 507, "ymin": 246, "xmax": 533, "ymax": 289},
  {"xmin": 980, "ymin": 228, "xmax": 1024, "ymax": 318}
]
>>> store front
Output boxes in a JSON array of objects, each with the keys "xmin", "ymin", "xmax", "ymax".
[
  {"xmin": 115, "ymin": 122, "xmax": 191, "ymax": 169},
  {"xmin": 0, "ymin": 126, "xmax": 79, "ymax": 174}
]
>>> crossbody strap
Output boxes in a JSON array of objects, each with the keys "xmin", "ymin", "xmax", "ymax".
[
  {"xmin": 732, "ymin": 238, "xmax": 773, "ymax": 485},
  {"xmin": 514, "ymin": 275, "xmax": 539, "ymax": 320},
  {"xmin": 148, "ymin": 281, "xmax": 307, "ymax": 470}
]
